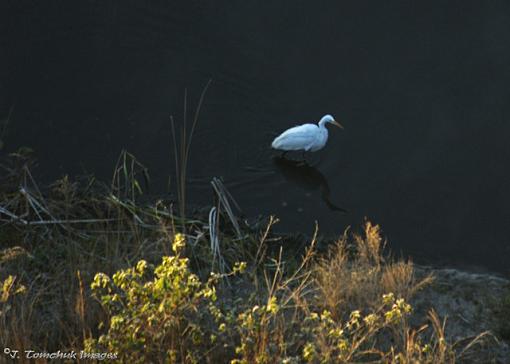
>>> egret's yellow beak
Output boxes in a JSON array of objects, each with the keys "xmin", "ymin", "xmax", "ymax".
[{"xmin": 332, "ymin": 120, "xmax": 344, "ymax": 129}]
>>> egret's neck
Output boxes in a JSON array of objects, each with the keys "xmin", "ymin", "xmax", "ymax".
[{"xmin": 318, "ymin": 120, "xmax": 328, "ymax": 129}]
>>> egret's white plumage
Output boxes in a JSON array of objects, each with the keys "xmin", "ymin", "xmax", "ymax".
[{"xmin": 271, "ymin": 114, "xmax": 343, "ymax": 153}]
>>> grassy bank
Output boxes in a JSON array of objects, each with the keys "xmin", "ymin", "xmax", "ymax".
[{"xmin": 0, "ymin": 150, "xmax": 507, "ymax": 363}]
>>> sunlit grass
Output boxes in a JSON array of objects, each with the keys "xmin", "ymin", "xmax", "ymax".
[{"xmin": 314, "ymin": 222, "xmax": 433, "ymax": 320}]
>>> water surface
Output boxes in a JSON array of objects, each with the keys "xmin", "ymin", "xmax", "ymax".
[{"xmin": 3, "ymin": 2, "xmax": 510, "ymax": 274}]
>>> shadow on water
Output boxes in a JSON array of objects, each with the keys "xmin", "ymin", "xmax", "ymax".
[{"xmin": 272, "ymin": 156, "xmax": 348, "ymax": 213}]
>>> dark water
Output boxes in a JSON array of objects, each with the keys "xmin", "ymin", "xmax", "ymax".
[{"xmin": 2, "ymin": 2, "xmax": 510, "ymax": 275}]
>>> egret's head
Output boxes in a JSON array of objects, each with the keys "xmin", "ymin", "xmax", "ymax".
[{"xmin": 320, "ymin": 114, "xmax": 344, "ymax": 129}]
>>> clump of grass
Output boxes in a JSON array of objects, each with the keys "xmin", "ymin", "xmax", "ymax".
[
  {"xmin": 0, "ymin": 150, "xmax": 190, "ymax": 354},
  {"xmin": 314, "ymin": 222, "xmax": 433, "ymax": 319}
]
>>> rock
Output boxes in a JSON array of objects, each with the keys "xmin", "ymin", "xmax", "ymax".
[{"xmin": 412, "ymin": 266, "xmax": 510, "ymax": 363}]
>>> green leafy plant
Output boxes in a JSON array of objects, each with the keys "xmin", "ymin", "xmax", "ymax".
[
  {"xmin": 88, "ymin": 233, "xmax": 210, "ymax": 363},
  {"xmin": 88, "ymin": 233, "xmax": 244, "ymax": 363}
]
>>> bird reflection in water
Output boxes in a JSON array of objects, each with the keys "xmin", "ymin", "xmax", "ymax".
[{"xmin": 272, "ymin": 156, "xmax": 347, "ymax": 213}]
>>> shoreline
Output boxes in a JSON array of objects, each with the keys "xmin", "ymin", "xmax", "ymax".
[{"xmin": 413, "ymin": 265, "xmax": 510, "ymax": 362}]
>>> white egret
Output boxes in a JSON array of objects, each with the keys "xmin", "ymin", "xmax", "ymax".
[{"xmin": 271, "ymin": 114, "xmax": 343, "ymax": 157}]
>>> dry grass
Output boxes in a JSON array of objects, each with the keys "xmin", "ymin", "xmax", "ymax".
[{"xmin": 314, "ymin": 222, "xmax": 433, "ymax": 319}]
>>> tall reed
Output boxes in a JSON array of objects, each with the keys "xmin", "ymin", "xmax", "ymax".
[{"xmin": 170, "ymin": 80, "xmax": 212, "ymax": 223}]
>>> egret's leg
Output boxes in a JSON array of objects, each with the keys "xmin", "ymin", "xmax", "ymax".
[
  {"xmin": 296, "ymin": 151, "xmax": 308, "ymax": 166},
  {"xmin": 281, "ymin": 150, "xmax": 289, "ymax": 159}
]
